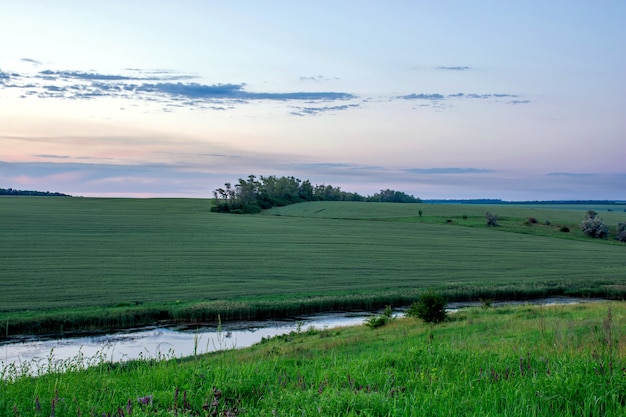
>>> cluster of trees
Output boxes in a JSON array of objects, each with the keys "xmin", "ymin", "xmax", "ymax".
[
  {"xmin": 211, "ymin": 175, "xmax": 420, "ymax": 214},
  {"xmin": 365, "ymin": 189, "xmax": 421, "ymax": 203},
  {"xmin": 0, "ymin": 188, "xmax": 71, "ymax": 197},
  {"xmin": 580, "ymin": 210, "xmax": 626, "ymax": 242}
]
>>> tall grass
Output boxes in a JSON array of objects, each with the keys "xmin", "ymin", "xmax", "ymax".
[
  {"xmin": 3, "ymin": 302, "xmax": 626, "ymax": 416},
  {"xmin": 3, "ymin": 280, "xmax": 626, "ymax": 338}
]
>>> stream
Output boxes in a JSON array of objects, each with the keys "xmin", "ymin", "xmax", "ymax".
[{"xmin": 1, "ymin": 297, "xmax": 605, "ymax": 377}]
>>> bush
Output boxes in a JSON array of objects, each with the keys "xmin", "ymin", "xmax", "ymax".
[
  {"xmin": 364, "ymin": 305, "xmax": 393, "ymax": 328},
  {"xmin": 559, "ymin": 226, "xmax": 570, "ymax": 233},
  {"xmin": 617, "ymin": 222, "xmax": 626, "ymax": 242},
  {"xmin": 527, "ymin": 217, "xmax": 538, "ymax": 224},
  {"xmin": 406, "ymin": 291, "xmax": 447, "ymax": 323},
  {"xmin": 580, "ymin": 210, "xmax": 608, "ymax": 239},
  {"xmin": 485, "ymin": 212, "xmax": 498, "ymax": 226}
]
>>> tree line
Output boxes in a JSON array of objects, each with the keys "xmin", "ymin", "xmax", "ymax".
[
  {"xmin": 0, "ymin": 188, "xmax": 71, "ymax": 197},
  {"xmin": 211, "ymin": 175, "xmax": 420, "ymax": 213}
]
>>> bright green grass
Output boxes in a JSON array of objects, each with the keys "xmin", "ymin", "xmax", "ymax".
[
  {"xmin": 3, "ymin": 302, "xmax": 626, "ymax": 416},
  {"xmin": 1, "ymin": 198, "xmax": 625, "ymax": 335}
]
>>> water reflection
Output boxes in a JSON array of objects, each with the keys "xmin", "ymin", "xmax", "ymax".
[
  {"xmin": 1, "ymin": 312, "xmax": 372, "ymax": 375},
  {"xmin": 1, "ymin": 297, "xmax": 604, "ymax": 376}
]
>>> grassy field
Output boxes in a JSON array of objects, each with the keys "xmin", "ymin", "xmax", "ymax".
[
  {"xmin": 1, "ymin": 197, "xmax": 625, "ymax": 336},
  {"xmin": 3, "ymin": 302, "xmax": 626, "ymax": 416},
  {"xmin": 268, "ymin": 200, "xmax": 626, "ymax": 242}
]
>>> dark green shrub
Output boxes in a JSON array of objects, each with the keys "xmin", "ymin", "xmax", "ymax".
[
  {"xmin": 485, "ymin": 212, "xmax": 498, "ymax": 226},
  {"xmin": 560, "ymin": 226, "xmax": 570, "ymax": 233},
  {"xmin": 364, "ymin": 305, "xmax": 393, "ymax": 328},
  {"xmin": 480, "ymin": 298, "xmax": 493, "ymax": 309},
  {"xmin": 406, "ymin": 291, "xmax": 447, "ymax": 323}
]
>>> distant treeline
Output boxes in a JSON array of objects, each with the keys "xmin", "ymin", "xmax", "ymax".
[
  {"xmin": 212, "ymin": 175, "xmax": 421, "ymax": 213},
  {"xmin": 424, "ymin": 199, "xmax": 626, "ymax": 205},
  {"xmin": 0, "ymin": 188, "xmax": 71, "ymax": 197}
]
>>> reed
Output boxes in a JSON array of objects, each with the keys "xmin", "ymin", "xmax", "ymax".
[{"xmin": 3, "ymin": 280, "xmax": 625, "ymax": 339}]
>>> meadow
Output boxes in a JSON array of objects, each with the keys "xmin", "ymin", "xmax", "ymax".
[
  {"xmin": 1, "ymin": 197, "xmax": 625, "ymax": 337},
  {"xmin": 3, "ymin": 302, "xmax": 626, "ymax": 416}
]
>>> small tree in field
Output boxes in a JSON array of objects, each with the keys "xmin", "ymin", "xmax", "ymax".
[
  {"xmin": 580, "ymin": 210, "xmax": 608, "ymax": 239},
  {"xmin": 617, "ymin": 222, "xmax": 626, "ymax": 242},
  {"xmin": 406, "ymin": 291, "xmax": 447, "ymax": 323},
  {"xmin": 485, "ymin": 211, "xmax": 498, "ymax": 226}
]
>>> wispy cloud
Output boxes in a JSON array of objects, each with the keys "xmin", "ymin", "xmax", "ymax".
[
  {"xmin": 405, "ymin": 167, "xmax": 495, "ymax": 174},
  {"xmin": 290, "ymin": 104, "xmax": 360, "ymax": 116},
  {"xmin": 0, "ymin": 160, "xmax": 222, "ymax": 197},
  {"xmin": 33, "ymin": 154, "xmax": 72, "ymax": 159},
  {"xmin": 1, "ymin": 66, "xmax": 358, "ymax": 115},
  {"xmin": 436, "ymin": 66, "xmax": 471, "ymax": 71},
  {"xmin": 507, "ymin": 99, "xmax": 531, "ymax": 105},
  {"xmin": 289, "ymin": 162, "xmax": 373, "ymax": 171},
  {"xmin": 20, "ymin": 58, "xmax": 43, "ymax": 66},
  {"xmin": 299, "ymin": 75, "xmax": 340, "ymax": 83},
  {"xmin": 399, "ymin": 93, "xmax": 446, "ymax": 100},
  {"xmin": 1, "ymin": 63, "xmax": 532, "ymax": 115},
  {"xmin": 547, "ymin": 172, "xmax": 594, "ymax": 177},
  {"xmin": 38, "ymin": 69, "xmax": 197, "ymax": 81},
  {"xmin": 396, "ymin": 92, "xmax": 529, "ymax": 109}
]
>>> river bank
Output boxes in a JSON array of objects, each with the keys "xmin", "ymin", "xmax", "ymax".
[
  {"xmin": 4, "ymin": 301, "xmax": 624, "ymax": 416},
  {"xmin": 1, "ymin": 297, "xmax": 606, "ymax": 377},
  {"xmin": 3, "ymin": 279, "xmax": 621, "ymax": 341}
]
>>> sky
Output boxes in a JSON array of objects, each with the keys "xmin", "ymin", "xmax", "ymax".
[{"xmin": 1, "ymin": 1, "xmax": 625, "ymax": 200}]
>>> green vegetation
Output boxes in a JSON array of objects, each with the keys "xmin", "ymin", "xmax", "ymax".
[
  {"xmin": 211, "ymin": 174, "xmax": 419, "ymax": 213},
  {"xmin": 268, "ymin": 200, "xmax": 626, "ymax": 243},
  {"xmin": 581, "ymin": 210, "xmax": 609, "ymax": 239},
  {"xmin": 485, "ymin": 211, "xmax": 498, "ymax": 226},
  {"xmin": 364, "ymin": 305, "xmax": 394, "ymax": 328},
  {"xmin": 406, "ymin": 291, "xmax": 447, "ymax": 323},
  {"xmin": 0, "ymin": 187, "xmax": 71, "ymax": 197},
  {"xmin": 1, "ymin": 197, "xmax": 625, "ymax": 337},
  {"xmin": 3, "ymin": 302, "xmax": 626, "ymax": 416}
]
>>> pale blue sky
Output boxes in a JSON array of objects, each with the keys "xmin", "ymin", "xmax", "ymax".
[{"xmin": 1, "ymin": 1, "xmax": 624, "ymax": 199}]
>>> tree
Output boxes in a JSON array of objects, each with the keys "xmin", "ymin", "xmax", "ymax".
[
  {"xmin": 406, "ymin": 291, "xmax": 447, "ymax": 323},
  {"xmin": 366, "ymin": 189, "xmax": 421, "ymax": 203},
  {"xmin": 580, "ymin": 210, "xmax": 608, "ymax": 239},
  {"xmin": 485, "ymin": 211, "xmax": 498, "ymax": 226},
  {"xmin": 616, "ymin": 222, "xmax": 626, "ymax": 242},
  {"xmin": 211, "ymin": 174, "xmax": 422, "ymax": 213}
]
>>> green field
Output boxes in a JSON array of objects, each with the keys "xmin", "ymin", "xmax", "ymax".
[
  {"xmin": 1, "ymin": 197, "xmax": 625, "ymax": 336},
  {"xmin": 3, "ymin": 302, "xmax": 626, "ymax": 416}
]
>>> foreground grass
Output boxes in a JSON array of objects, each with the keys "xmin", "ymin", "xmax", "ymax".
[
  {"xmin": 3, "ymin": 302, "xmax": 626, "ymax": 416},
  {"xmin": 1, "ymin": 197, "xmax": 625, "ymax": 337}
]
